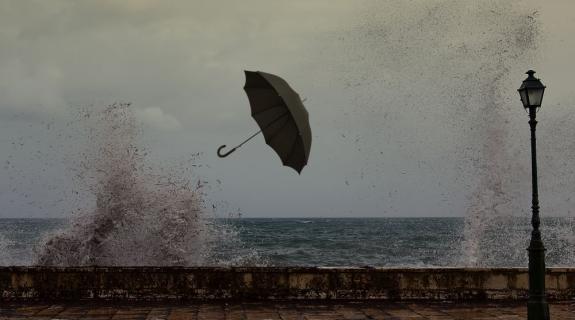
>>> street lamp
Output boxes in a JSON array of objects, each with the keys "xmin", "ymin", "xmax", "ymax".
[{"xmin": 517, "ymin": 70, "xmax": 549, "ymax": 320}]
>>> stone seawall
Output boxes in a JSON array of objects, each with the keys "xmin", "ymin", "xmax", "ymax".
[{"xmin": 1, "ymin": 267, "xmax": 574, "ymax": 301}]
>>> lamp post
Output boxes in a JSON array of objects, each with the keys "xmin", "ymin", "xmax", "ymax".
[{"xmin": 517, "ymin": 70, "xmax": 549, "ymax": 320}]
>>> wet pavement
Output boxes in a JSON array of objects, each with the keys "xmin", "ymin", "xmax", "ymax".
[{"xmin": 0, "ymin": 301, "xmax": 574, "ymax": 320}]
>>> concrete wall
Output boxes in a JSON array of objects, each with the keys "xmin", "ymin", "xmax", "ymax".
[{"xmin": 1, "ymin": 267, "xmax": 574, "ymax": 301}]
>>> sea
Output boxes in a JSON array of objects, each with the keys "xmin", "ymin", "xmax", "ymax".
[{"xmin": 1, "ymin": 217, "xmax": 573, "ymax": 267}]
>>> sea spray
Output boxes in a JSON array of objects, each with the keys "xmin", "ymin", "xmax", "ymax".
[
  {"xmin": 452, "ymin": 6, "xmax": 542, "ymax": 266},
  {"xmin": 35, "ymin": 103, "xmax": 233, "ymax": 266},
  {"xmin": 453, "ymin": 8, "xmax": 574, "ymax": 266},
  {"xmin": 538, "ymin": 112, "xmax": 575, "ymax": 266},
  {"xmin": 333, "ymin": 0, "xmax": 575, "ymax": 266}
]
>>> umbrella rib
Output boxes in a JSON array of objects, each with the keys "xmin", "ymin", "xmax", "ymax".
[
  {"xmin": 251, "ymin": 104, "xmax": 285, "ymax": 116},
  {"xmin": 284, "ymin": 136, "xmax": 300, "ymax": 166},
  {"xmin": 235, "ymin": 112, "xmax": 290, "ymax": 149},
  {"xmin": 265, "ymin": 117, "xmax": 291, "ymax": 143}
]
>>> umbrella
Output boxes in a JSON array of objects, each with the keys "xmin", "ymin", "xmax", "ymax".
[{"xmin": 217, "ymin": 70, "xmax": 312, "ymax": 173}]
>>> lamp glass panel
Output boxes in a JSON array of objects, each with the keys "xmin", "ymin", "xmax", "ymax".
[
  {"xmin": 519, "ymin": 89, "xmax": 528, "ymax": 107},
  {"xmin": 527, "ymin": 87, "xmax": 544, "ymax": 106}
]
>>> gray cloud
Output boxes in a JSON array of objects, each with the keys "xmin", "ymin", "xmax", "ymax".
[{"xmin": 1, "ymin": 0, "xmax": 574, "ymax": 218}]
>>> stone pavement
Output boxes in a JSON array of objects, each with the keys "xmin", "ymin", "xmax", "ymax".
[{"xmin": 0, "ymin": 302, "xmax": 574, "ymax": 320}]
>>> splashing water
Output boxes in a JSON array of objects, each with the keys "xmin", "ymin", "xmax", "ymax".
[
  {"xmin": 35, "ymin": 104, "xmax": 224, "ymax": 266},
  {"xmin": 333, "ymin": 0, "xmax": 574, "ymax": 266}
]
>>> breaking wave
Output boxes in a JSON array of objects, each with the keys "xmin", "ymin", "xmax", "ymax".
[{"xmin": 34, "ymin": 103, "xmax": 262, "ymax": 266}]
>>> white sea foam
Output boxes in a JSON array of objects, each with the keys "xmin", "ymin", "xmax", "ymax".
[{"xmin": 0, "ymin": 233, "xmax": 15, "ymax": 265}]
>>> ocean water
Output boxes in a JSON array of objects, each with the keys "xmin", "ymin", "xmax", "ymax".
[{"xmin": 1, "ymin": 217, "xmax": 573, "ymax": 267}]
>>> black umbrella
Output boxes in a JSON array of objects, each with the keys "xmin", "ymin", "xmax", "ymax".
[{"xmin": 217, "ymin": 71, "xmax": 312, "ymax": 173}]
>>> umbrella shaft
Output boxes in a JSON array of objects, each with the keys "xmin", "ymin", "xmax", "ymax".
[
  {"xmin": 237, "ymin": 129, "xmax": 263, "ymax": 148},
  {"xmin": 236, "ymin": 112, "xmax": 289, "ymax": 148}
]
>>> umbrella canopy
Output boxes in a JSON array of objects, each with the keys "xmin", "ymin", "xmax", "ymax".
[
  {"xmin": 217, "ymin": 71, "xmax": 311, "ymax": 173},
  {"xmin": 244, "ymin": 71, "xmax": 311, "ymax": 173}
]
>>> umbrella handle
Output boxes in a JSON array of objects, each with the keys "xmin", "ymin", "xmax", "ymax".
[{"xmin": 217, "ymin": 145, "xmax": 237, "ymax": 158}]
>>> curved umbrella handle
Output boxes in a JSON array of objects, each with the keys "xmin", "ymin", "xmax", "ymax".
[{"xmin": 217, "ymin": 145, "xmax": 237, "ymax": 158}]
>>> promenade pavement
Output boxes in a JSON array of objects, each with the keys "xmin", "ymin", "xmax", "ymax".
[{"xmin": 0, "ymin": 301, "xmax": 574, "ymax": 320}]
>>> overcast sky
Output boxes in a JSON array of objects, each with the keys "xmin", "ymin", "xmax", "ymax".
[{"xmin": 1, "ymin": 0, "xmax": 575, "ymax": 218}]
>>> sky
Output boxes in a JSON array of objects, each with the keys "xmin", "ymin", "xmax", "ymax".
[{"xmin": 1, "ymin": 0, "xmax": 575, "ymax": 218}]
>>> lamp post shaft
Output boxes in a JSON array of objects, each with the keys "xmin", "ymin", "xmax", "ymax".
[{"xmin": 527, "ymin": 106, "xmax": 550, "ymax": 320}]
